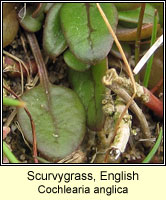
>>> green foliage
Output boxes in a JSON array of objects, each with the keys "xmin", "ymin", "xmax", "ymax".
[
  {"xmin": 64, "ymin": 49, "xmax": 90, "ymax": 71},
  {"xmin": 142, "ymin": 128, "xmax": 163, "ymax": 163},
  {"xmin": 143, "ymin": 9, "xmax": 158, "ymax": 87},
  {"xmin": 17, "ymin": 84, "xmax": 86, "ymax": 162},
  {"xmin": 60, "ymin": 3, "xmax": 118, "ymax": 64},
  {"xmin": 43, "ymin": 3, "xmax": 67, "ymax": 58},
  {"xmin": 44, "ymin": 3, "xmax": 55, "ymax": 13},
  {"xmin": 3, "ymin": 141, "xmax": 20, "ymax": 163},
  {"xmin": 114, "ymin": 3, "xmax": 141, "ymax": 11},
  {"xmin": 150, "ymin": 3, "xmax": 163, "ymax": 26},
  {"xmin": 118, "ymin": 3, "xmax": 159, "ymax": 28},
  {"xmin": 19, "ymin": 6, "xmax": 44, "ymax": 32},
  {"xmin": 68, "ymin": 58, "xmax": 107, "ymax": 131},
  {"xmin": 5, "ymin": 3, "xmax": 163, "ymax": 163},
  {"xmin": 116, "ymin": 24, "xmax": 160, "ymax": 41}
]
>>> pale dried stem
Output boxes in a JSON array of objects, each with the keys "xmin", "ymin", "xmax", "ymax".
[
  {"xmin": 105, "ymin": 68, "xmax": 148, "ymax": 102},
  {"xmin": 15, "ymin": 121, "xmax": 32, "ymax": 150},
  {"xmin": 3, "ymin": 51, "xmax": 28, "ymax": 94},
  {"xmin": 96, "ymin": 3, "xmax": 136, "ymax": 136},
  {"xmin": 3, "ymin": 50, "xmax": 31, "ymax": 87},
  {"xmin": 20, "ymin": 34, "xmax": 33, "ymax": 76},
  {"xmin": 95, "ymin": 97, "xmax": 131, "ymax": 162},
  {"xmin": 110, "ymin": 98, "xmax": 131, "ymax": 156},
  {"xmin": 20, "ymin": 60, "xmax": 24, "ymax": 94},
  {"xmin": 103, "ymin": 80, "xmax": 151, "ymax": 147}
]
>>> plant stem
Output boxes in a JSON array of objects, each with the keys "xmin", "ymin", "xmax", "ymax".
[
  {"xmin": 96, "ymin": 3, "xmax": 136, "ymax": 139},
  {"xmin": 143, "ymin": 87, "xmax": 163, "ymax": 118},
  {"xmin": 107, "ymin": 83, "xmax": 151, "ymax": 143},
  {"xmin": 143, "ymin": 9, "xmax": 158, "ymax": 87},
  {"xmin": 103, "ymin": 69, "xmax": 151, "ymax": 144},
  {"xmin": 110, "ymin": 97, "xmax": 131, "ymax": 160},
  {"xmin": 96, "ymin": 3, "xmax": 136, "ymax": 91},
  {"xmin": 3, "ymin": 97, "xmax": 25, "ymax": 107},
  {"xmin": 150, "ymin": 78, "xmax": 163, "ymax": 94},
  {"xmin": 3, "ymin": 141, "xmax": 20, "ymax": 163},
  {"xmin": 25, "ymin": 32, "xmax": 50, "ymax": 91},
  {"xmin": 142, "ymin": 127, "xmax": 163, "ymax": 163},
  {"xmin": 135, "ymin": 3, "xmax": 146, "ymax": 82},
  {"xmin": 135, "ymin": 3, "xmax": 146, "ymax": 64}
]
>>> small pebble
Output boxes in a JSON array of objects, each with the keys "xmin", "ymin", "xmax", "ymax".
[{"xmin": 20, "ymin": 154, "xmax": 26, "ymax": 161}]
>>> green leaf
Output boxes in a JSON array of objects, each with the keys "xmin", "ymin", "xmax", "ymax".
[
  {"xmin": 32, "ymin": 3, "xmax": 46, "ymax": 18},
  {"xmin": 64, "ymin": 49, "xmax": 90, "ymax": 71},
  {"xmin": 143, "ymin": 9, "xmax": 158, "ymax": 87},
  {"xmin": 17, "ymin": 84, "xmax": 86, "ymax": 162},
  {"xmin": 44, "ymin": 3, "xmax": 55, "ymax": 13},
  {"xmin": 114, "ymin": 3, "xmax": 141, "ymax": 11},
  {"xmin": 3, "ymin": 141, "xmax": 20, "ymax": 163},
  {"xmin": 142, "ymin": 128, "xmax": 163, "ymax": 163},
  {"xmin": 43, "ymin": 3, "xmax": 67, "ymax": 58},
  {"xmin": 116, "ymin": 24, "xmax": 161, "ymax": 41},
  {"xmin": 68, "ymin": 58, "xmax": 107, "ymax": 131},
  {"xmin": 19, "ymin": 6, "xmax": 44, "ymax": 32},
  {"xmin": 118, "ymin": 3, "xmax": 159, "ymax": 28},
  {"xmin": 60, "ymin": 3, "xmax": 118, "ymax": 64},
  {"xmin": 150, "ymin": 3, "xmax": 163, "ymax": 26}
]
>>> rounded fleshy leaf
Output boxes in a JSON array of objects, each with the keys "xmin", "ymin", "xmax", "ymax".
[
  {"xmin": 43, "ymin": 3, "xmax": 67, "ymax": 58},
  {"xmin": 44, "ymin": 3, "xmax": 55, "ymax": 13},
  {"xmin": 118, "ymin": 3, "xmax": 159, "ymax": 28},
  {"xmin": 116, "ymin": 24, "xmax": 161, "ymax": 41},
  {"xmin": 60, "ymin": 3, "xmax": 118, "ymax": 65},
  {"xmin": 114, "ymin": 3, "xmax": 141, "ymax": 11},
  {"xmin": 17, "ymin": 84, "xmax": 86, "ymax": 162},
  {"xmin": 32, "ymin": 3, "xmax": 46, "ymax": 18},
  {"xmin": 19, "ymin": 6, "xmax": 44, "ymax": 32},
  {"xmin": 68, "ymin": 58, "xmax": 107, "ymax": 131},
  {"xmin": 64, "ymin": 49, "xmax": 90, "ymax": 71}
]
